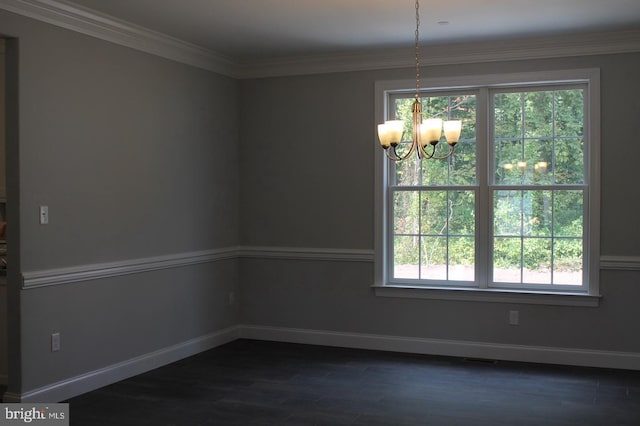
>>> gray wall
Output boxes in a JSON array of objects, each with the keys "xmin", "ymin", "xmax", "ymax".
[
  {"xmin": 239, "ymin": 72, "xmax": 374, "ymax": 249},
  {"xmin": 0, "ymin": 9, "xmax": 240, "ymax": 394},
  {"xmin": 239, "ymin": 53, "xmax": 640, "ymax": 354},
  {"xmin": 2, "ymin": 3, "xmax": 640, "ymax": 400}
]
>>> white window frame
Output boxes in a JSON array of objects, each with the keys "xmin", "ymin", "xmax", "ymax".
[{"xmin": 373, "ymin": 69, "xmax": 601, "ymax": 307}]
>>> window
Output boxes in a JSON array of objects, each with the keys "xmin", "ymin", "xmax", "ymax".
[{"xmin": 374, "ymin": 70, "xmax": 600, "ymax": 304}]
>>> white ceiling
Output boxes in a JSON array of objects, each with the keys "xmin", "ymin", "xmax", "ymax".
[{"xmin": 61, "ymin": 0, "xmax": 640, "ymax": 61}]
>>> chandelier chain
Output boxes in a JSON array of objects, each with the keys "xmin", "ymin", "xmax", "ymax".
[
  {"xmin": 375, "ymin": 0, "xmax": 461, "ymax": 162},
  {"xmin": 414, "ymin": 0, "xmax": 420, "ymax": 100}
]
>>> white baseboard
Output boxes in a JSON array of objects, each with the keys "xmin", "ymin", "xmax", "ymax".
[
  {"xmin": 6, "ymin": 323, "xmax": 640, "ymax": 403},
  {"xmin": 239, "ymin": 324, "xmax": 640, "ymax": 371},
  {"xmin": 5, "ymin": 326, "xmax": 239, "ymax": 403}
]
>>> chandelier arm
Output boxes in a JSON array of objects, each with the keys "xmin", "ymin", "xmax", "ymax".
[
  {"xmin": 384, "ymin": 147, "xmax": 401, "ymax": 161},
  {"xmin": 418, "ymin": 143, "xmax": 435, "ymax": 159},
  {"xmin": 384, "ymin": 150, "xmax": 396, "ymax": 161},
  {"xmin": 387, "ymin": 140, "xmax": 418, "ymax": 161},
  {"xmin": 430, "ymin": 144, "xmax": 456, "ymax": 160}
]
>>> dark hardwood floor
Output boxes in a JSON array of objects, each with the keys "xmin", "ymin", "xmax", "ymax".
[{"xmin": 66, "ymin": 339, "xmax": 640, "ymax": 425}]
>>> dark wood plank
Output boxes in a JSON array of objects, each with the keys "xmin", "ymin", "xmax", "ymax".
[{"xmin": 66, "ymin": 339, "xmax": 640, "ymax": 425}]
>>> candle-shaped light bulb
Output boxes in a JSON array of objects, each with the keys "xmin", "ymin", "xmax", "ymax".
[
  {"xmin": 377, "ymin": 120, "xmax": 404, "ymax": 148},
  {"xmin": 418, "ymin": 123, "xmax": 427, "ymax": 147},
  {"xmin": 443, "ymin": 120, "xmax": 462, "ymax": 145},
  {"xmin": 423, "ymin": 118, "xmax": 443, "ymax": 145}
]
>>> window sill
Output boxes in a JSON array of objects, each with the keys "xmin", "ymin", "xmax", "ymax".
[{"xmin": 372, "ymin": 284, "xmax": 601, "ymax": 307}]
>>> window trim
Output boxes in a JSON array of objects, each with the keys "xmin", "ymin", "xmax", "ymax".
[{"xmin": 373, "ymin": 69, "xmax": 601, "ymax": 306}]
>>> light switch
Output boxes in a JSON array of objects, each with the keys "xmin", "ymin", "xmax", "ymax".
[{"xmin": 40, "ymin": 206, "xmax": 49, "ymax": 225}]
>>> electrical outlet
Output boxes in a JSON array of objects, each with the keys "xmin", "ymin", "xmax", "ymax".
[
  {"xmin": 51, "ymin": 332, "xmax": 61, "ymax": 352},
  {"xmin": 508, "ymin": 310, "xmax": 520, "ymax": 326}
]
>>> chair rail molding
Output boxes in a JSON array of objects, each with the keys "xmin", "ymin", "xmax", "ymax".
[
  {"xmin": 600, "ymin": 255, "xmax": 640, "ymax": 271},
  {"xmin": 19, "ymin": 246, "xmax": 373, "ymax": 289},
  {"xmin": 19, "ymin": 247, "xmax": 636, "ymax": 290},
  {"xmin": 240, "ymin": 246, "xmax": 374, "ymax": 262},
  {"xmin": 21, "ymin": 247, "xmax": 241, "ymax": 289}
]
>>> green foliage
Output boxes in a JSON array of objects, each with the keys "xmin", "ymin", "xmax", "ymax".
[
  {"xmin": 389, "ymin": 87, "xmax": 586, "ymax": 284},
  {"xmin": 494, "ymin": 89, "xmax": 584, "ymax": 186},
  {"xmin": 392, "ymin": 94, "xmax": 477, "ymax": 187},
  {"xmin": 492, "ymin": 189, "xmax": 583, "ymax": 278}
]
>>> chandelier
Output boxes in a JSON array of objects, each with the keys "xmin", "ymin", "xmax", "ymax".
[{"xmin": 377, "ymin": 0, "xmax": 462, "ymax": 161}]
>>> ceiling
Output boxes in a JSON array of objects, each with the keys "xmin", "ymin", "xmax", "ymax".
[{"xmin": 60, "ymin": 0, "xmax": 640, "ymax": 61}]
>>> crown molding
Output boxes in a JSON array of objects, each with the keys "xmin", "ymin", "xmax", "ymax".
[
  {"xmin": 237, "ymin": 29, "xmax": 640, "ymax": 78},
  {"xmin": 0, "ymin": 0, "xmax": 639, "ymax": 79},
  {"xmin": 0, "ymin": 0, "xmax": 237, "ymax": 76}
]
